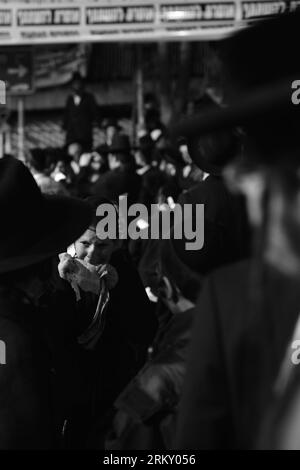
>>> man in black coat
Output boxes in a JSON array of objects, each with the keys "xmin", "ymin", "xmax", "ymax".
[
  {"xmin": 57, "ymin": 197, "xmax": 158, "ymax": 448},
  {"xmin": 92, "ymin": 134, "xmax": 141, "ymax": 206},
  {"xmin": 0, "ymin": 155, "xmax": 92, "ymax": 449},
  {"xmin": 180, "ymin": 122, "xmax": 250, "ymax": 265},
  {"xmin": 135, "ymin": 135, "xmax": 166, "ymax": 209},
  {"xmin": 176, "ymin": 260, "xmax": 300, "ymax": 449},
  {"xmin": 63, "ymin": 72, "xmax": 98, "ymax": 151},
  {"xmin": 175, "ymin": 11, "xmax": 300, "ymax": 449}
]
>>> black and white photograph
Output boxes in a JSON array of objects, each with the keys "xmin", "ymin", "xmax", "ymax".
[{"xmin": 0, "ymin": 0, "xmax": 300, "ymax": 456}]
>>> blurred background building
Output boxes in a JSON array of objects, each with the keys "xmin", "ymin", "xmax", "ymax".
[{"xmin": 0, "ymin": 0, "xmax": 290, "ymax": 155}]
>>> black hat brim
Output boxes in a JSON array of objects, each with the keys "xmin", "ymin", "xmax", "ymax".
[
  {"xmin": 171, "ymin": 76, "xmax": 297, "ymax": 143},
  {"xmin": 0, "ymin": 195, "xmax": 93, "ymax": 274}
]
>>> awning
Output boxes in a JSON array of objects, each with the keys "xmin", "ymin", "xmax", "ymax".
[{"xmin": 0, "ymin": 0, "xmax": 296, "ymax": 45}]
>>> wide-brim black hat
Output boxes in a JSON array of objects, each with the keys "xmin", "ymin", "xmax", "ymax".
[
  {"xmin": 171, "ymin": 11, "xmax": 300, "ymax": 168},
  {"xmin": 109, "ymin": 134, "xmax": 132, "ymax": 154},
  {"xmin": 0, "ymin": 155, "xmax": 93, "ymax": 274},
  {"xmin": 102, "ymin": 117, "xmax": 122, "ymax": 130},
  {"xmin": 186, "ymin": 115, "xmax": 239, "ymax": 176},
  {"xmin": 71, "ymin": 71, "xmax": 84, "ymax": 83}
]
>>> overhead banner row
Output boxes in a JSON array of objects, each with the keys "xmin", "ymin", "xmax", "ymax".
[{"xmin": 0, "ymin": 0, "xmax": 298, "ymax": 44}]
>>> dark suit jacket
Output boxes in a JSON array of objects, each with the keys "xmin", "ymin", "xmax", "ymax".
[
  {"xmin": 58, "ymin": 249, "xmax": 158, "ymax": 448},
  {"xmin": 106, "ymin": 308, "xmax": 195, "ymax": 450},
  {"xmin": 175, "ymin": 260, "xmax": 300, "ymax": 449},
  {"xmin": 0, "ymin": 286, "xmax": 56, "ymax": 448},
  {"xmin": 0, "ymin": 282, "xmax": 91, "ymax": 449},
  {"xmin": 64, "ymin": 92, "xmax": 97, "ymax": 149},
  {"xmin": 178, "ymin": 176, "xmax": 251, "ymax": 263},
  {"xmin": 76, "ymin": 249, "xmax": 158, "ymax": 414}
]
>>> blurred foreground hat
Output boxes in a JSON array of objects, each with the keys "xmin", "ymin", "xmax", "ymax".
[
  {"xmin": 0, "ymin": 156, "xmax": 92, "ymax": 274},
  {"xmin": 172, "ymin": 11, "xmax": 300, "ymax": 168}
]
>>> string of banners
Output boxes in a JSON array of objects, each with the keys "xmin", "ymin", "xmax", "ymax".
[{"xmin": 0, "ymin": 0, "xmax": 298, "ymax": 44}]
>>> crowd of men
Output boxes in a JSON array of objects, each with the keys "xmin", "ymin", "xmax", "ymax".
[{"xmin": 1, "ymin": 10, "xmax": 300, "ymax": 450}]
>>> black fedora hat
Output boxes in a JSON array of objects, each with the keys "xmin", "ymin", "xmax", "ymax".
[
  {"xmin": 109, "ymin": 134, "xmax": 132, "ymax": 154},
  {"xmin": 102, "ymin": 117, "xmax": 121, "ymax": 130},
  {"xmin": 187, "ymin": 125, "xmax": 239, "ymax": 176},
  {"xmin": 171, "ymin": 10, "xmax": 300, "ymax": 168},
  {"xmin": 71, "ymin": 71, "xmax": 84, "ymax": 83},
  {"xmin": 0, "ymin": 155, "xmax": 93, "ymax": 274}
]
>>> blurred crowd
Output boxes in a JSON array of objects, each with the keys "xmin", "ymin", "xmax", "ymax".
[
  {"xmin": 26, "ymin": 76, "xmax": 205, "ymax": 205},
  {"xmin": 2, "ymin": 11, "xmax": 300, "ymax": 451}
]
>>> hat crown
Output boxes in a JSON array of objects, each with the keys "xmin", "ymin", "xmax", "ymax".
[
  {"xmin": 0, "ymin": 155, "xmax": 93, "ymax": 274},
  {"xmin": 172, "ymin": 11, "xmax": 300, "ymax": 169},
  {"xmin": 110, "ymin": 134, "xmax": 131, "ymax": 153},
  {"xmin": 71, "ymin": 71, "xmax": 83, "ymax": 82},
  {"xmin": 0, "ymin": 156, "xmax": 44, "ymax": 244},
  {"xmin": 223, "ymin": 11, "xmax": 300, "ymax": 97}
]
